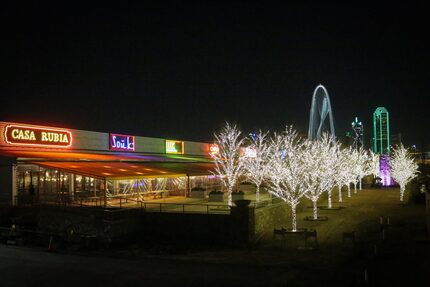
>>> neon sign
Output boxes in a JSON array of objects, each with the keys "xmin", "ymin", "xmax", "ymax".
[
  {"xmin": 209, "ymin": 144, "xmax": 219, "ymax": 156},
  {"xmin": 4, "ymin": 124, "xmax": 72, "ymax": 148},
  {"xmin": 109, "ymin": 134, "xmax": 135, "ymax": 151},
  {"xmin": 166, "ymin": 140, "xmax": 184, "ymax": 154}
]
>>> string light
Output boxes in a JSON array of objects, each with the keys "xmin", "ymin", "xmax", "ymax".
[
  {"xmin": 242, "ymin": 130, "xmax": 270, "ymax": 202},
  {"xmin": 390, "ymin": 144, "xmax": 419, "ymax": 201},
  {"xmin": 211, "ymin": 123, "xmax": 246, "ymax": 207},
  {"xmin": 265, "ymin": 126, "xmax": 311, "ymax": 231}
]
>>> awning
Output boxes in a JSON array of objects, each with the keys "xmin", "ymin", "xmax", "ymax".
[
  {"xmin": 0, "ymin": 150, "xmax": 212, "ymax": 163},
  {"xmin": 35, "ymin": 161, "xmax": 215, "ymax": 179},
  {"xmin": 0, "ymin": 149, "xmax": 214, "ymax": 179}
]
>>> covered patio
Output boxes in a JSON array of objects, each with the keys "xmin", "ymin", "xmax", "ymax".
[{"xmin": 0, "ymin": 149, "xmax": 222, "ymax": 208}]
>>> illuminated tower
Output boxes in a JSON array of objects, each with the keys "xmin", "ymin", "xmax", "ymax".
[
  {"xmin": 308, "ymin": 85, "xmax": 335, "ymax": 140},
  {"xmin": 351, "ymin": 117, "xmax": 364, "ymax": 150},
  {"xmin": 373, "ymin": 107, "xmax": 390, "ymax": 154},
  {"xmin": 373, "ymin": 107, "xmax": 392, "ymax": 186}
]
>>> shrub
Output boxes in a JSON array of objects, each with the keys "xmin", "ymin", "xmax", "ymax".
[
  {"xmin": 407, "ymin": 178, "xmax": 425, "ymax": 204},
  {"xmin": 232, "ymin": 190, "xmax": 244, "ymax": 195},
  {"xmin": 209, "ymin": 190, "xmax": 223, "ymax": 195}
]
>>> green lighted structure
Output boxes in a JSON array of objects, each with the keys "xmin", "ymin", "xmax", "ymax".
[
  {"xmin": 373, "ymin": 107, "xmax": 393, "ymax": 186},
  {"xmin": 373, "ymin": 107, "xmax": 390, "ymax": 154}
]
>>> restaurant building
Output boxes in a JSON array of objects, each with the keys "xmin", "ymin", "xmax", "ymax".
[{"xmin": 0, "ymin": 121, "xmax": 218, "ymax": 207}]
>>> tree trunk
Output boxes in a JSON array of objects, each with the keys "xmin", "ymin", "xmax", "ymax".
[
  {"xmin": 354, "ymin": 182, "xmax": 357, "ymax": 194},
  {"xmin": 313, "ymin": 200, "xmax": 318, "ymax": 220},
  {"xmin": 328, "ymin": 189, "xmax": 332, "ymax": 208},
  {"xmin": 291, "ymin": 204, "xmax": 297, "ymax": 232},
  {"xmin": 256, "ymin": 184, "xmax": 260, "ymax": 202},
  {"xmin": 400, "ymin": 184, "xmax": 405, "ymax": 202},
  {"xmin": 228, "ymin": 187, "xmax": 233, "ymax": 207},
  {"xmin": 338, "ymin": 184, "xmax": 343, "ymax": 202},
  {"xmin": 347, "ymin": 185, "xmax": 351, "ymax": 198},
  {"xmin": 359, "ymin": 178, "xmax": 362, "ymax": 190}
]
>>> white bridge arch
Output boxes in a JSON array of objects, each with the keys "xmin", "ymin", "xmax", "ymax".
[{"xmin": 308, "ymin": 84, "xmax": 335, "ymax": 140}]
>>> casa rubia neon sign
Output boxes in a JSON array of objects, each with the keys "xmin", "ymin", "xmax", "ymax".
[
  {"xmin": 4, "ymin": 124, "xmax": 72, "ymax": 148},
  {"xmin": 109, "ymin": 133, "xmax": 135, "ymax": 151}
]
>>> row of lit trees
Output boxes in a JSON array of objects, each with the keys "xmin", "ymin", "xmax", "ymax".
[{"xmin": 211, "ymin": 123, "xmax": 418, "ymax": 231}]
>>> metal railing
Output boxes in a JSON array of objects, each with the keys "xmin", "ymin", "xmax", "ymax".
[
  {"xmin": 103, "ymin": 201, "xmax": 231, "ymax": 221},
  {"xmin": 14, "ymin": 193, "xmax": 285, "ymax": 217},
  {"xmin": 109, "ymin": 198, "xmax": 231, "ymax": 214}
]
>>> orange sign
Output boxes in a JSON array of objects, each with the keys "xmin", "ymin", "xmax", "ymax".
[
  {"xmin": 4, "ymin": 124, "xmax": 72, "ymax": 148},
  {"xmin": 209, "ymin": 144, "xmax": 219, "ymax": 156}
]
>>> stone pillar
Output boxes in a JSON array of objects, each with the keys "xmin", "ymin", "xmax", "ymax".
[
  {"xmin": 230, "ymin": 200, "xmax": 255, "ymax": 245},
  {"xmin": 69, "ymin": 174, "xmax": 75, "ymax": 201},
  {"xmin": 186, "ymin": 175, "xmax": 190, "ymax": 198},
  {"xmin": 426, "ymin": 189, "xmax": 430, "ymax": 238},
  {"xmin": 0, "ymin": 156, "xmax": 17, "ymax": 205}
]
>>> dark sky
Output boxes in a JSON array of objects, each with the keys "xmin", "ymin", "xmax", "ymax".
[{"xmin": 1, "ymin": 1, "xmax": 428, "ymax": 147}]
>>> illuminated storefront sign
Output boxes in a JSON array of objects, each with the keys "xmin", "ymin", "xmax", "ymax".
[
  {"xmin": 109, "ymin": 134, "xmax": 135, "ymax": 151},
  {"xmin": 166, "ymin": 140, "xmax": 184, "ymax": 154},
  {"xmin": 243, "ymin": 147, "xmax": 257, "ymax": 158},
  {"xmin": 209, "ymin": 143, "xmax": 219, "ymax": 156},
  {"xmin": 4, "ymin": 124, "xmax": 72, "ymax": 148}
]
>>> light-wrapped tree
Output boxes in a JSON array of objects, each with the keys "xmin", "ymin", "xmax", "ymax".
[
  {"xmin": 211, "ymin": 122, "xmax": 246, "ymax": 206},
  {"xmin": 366, "ymin": 150, "xmax": 380, "ymax": 179},
  {"xmin": 351, "ymin": 147, "xmax": 368, "ymax": 193},
  {"xmin": 333, "ymin": 145, "xmax": 349, "ymax": 203},
  {"xmin": 390, "ymin": 144, "xmax": 419, "ymax": 201},
  {"xmin": 305, "ymin": 134, "xmax": 338, "ymax": 218},
  {"xmin": 343, "ymin": 147, "xmax": 357, "ymax": 198},
  {"xmin": 266, "ymin": 127, "xmax": 310, "ymax": 231},
  {"xmin": 243, "ymin": 130, "xmax": 270, "ymax": 202},
  {"xmin": 359, "ymin": 148, "xmax": 369, "ymax": 190},
  {"xmin": 327, "ymin": 139, "xmax": 342, "ymax": 207}
]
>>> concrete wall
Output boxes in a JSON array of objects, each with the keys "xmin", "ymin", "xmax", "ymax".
[
  {"xmin": 4, "ymin": 202, "xmax": 305, "ymax": 246},
  {"xmin": 426, "ymin": 192, "xmax": 430, "ymax": 237},
  {"xmin": 34, "ymin": 207, "xmax": 235, "ymax": 246},
  {"xmin": 140, "ymin": 212, "xmax": 232, "ymax": 244},
  {"xmin": 254, "ymin": 203, "xmax": 290, "ymax": 240}
]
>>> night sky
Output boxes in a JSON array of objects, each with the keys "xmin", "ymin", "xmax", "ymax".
[{"xmin": 1, "ymin": 1, "xmax": 428, "ymax": 147}]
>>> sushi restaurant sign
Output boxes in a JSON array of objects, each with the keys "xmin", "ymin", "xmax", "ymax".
[{"xmin": 4, "ymin": 124, "xmax": 73, "ymax": 148}]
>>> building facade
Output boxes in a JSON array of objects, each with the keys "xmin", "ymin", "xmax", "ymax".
[
  {"xmin": 372, "ymin": 107, "xmax": 393, "ymax": 186},
  {"xmin": 0, "ymin": 121, "xmax": 218, "ymax": 207},
  {"xmin": 373, "ymin": 107, "xmax": 390, "ymax": 155}
]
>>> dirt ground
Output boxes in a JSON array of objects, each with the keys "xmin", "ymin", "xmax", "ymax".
[{"xmin": 0, "ymin": 187, "xmax": 429, "ymax": 286}]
